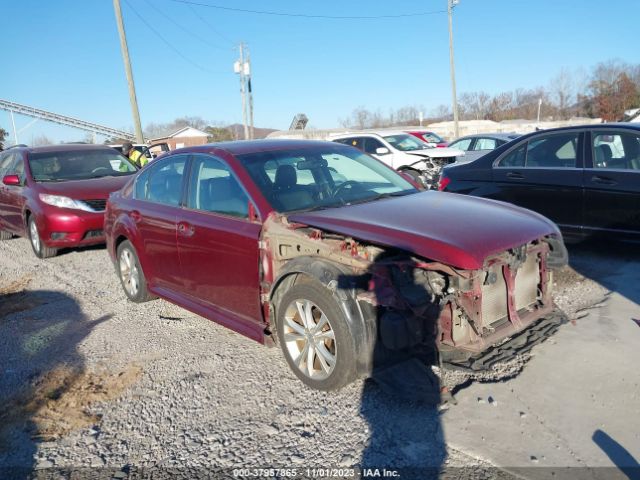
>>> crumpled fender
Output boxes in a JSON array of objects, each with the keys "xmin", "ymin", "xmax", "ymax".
[{"xmin": 269, "ymin": 256, "xmax": 375, "ymax": 376}]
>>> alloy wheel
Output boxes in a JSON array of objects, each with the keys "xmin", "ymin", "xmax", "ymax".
[
  {"xmin": 119, "ymin": 248, "xmax": 140, "ymax": 297},
  {"xmin": 29, "ymin": 219, "xmax": 41, "ymax": 253},
  {"xmin": 283, "ymin": 299, "xmax": 337, "ymax": 380}
]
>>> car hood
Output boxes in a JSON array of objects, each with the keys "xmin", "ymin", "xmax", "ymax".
[
  {"xmin": 288, "ymin": 191, "xmax": 560, "ymax": 270},
  {"xmin": 405, "ymin": 147, "xmax": 464, "ymax": 158},
  {"xmin": 36, "ymin": 175, "xmax": 132, "ymax": 200}
]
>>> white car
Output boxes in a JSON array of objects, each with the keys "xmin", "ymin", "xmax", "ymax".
[{"xmin": 330, "ymin": 131, "xmax": 463, "ymax": 188}]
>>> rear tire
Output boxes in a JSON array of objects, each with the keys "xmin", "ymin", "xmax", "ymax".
[
  {"xmin": 276, "ymin": 280, "xmax": 357, "ymax": 391},
  {"xmin": 0, "ymin": 230, "xmax": 12, "ymax": 240},
  {"xmin": 28, "ymin": 217, "xmax": 58, "ymax": 258},
  {"xmin": 116, "ymin": 240, "xmax": 155, "ymax": 303}
]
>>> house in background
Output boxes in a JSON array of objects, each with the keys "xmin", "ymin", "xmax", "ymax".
[{"xmin": 150, "ymin": 127, "xmax": 209, "ymax": 150}]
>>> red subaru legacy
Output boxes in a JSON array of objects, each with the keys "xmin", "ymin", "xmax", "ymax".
[
  {"xmin": 105, "ymin": 140, "xmax": 568, "ymax": 391},
  {"xmin": 0, "ymin": 144, "xmax": 138, "ymax": 258}
]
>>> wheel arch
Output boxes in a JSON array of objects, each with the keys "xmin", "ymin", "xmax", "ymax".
[{"xmin": 269, "ymin": 256, "xmax": 375, "ymax": 376}]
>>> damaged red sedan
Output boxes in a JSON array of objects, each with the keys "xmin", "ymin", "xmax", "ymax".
[{"xmin": 105, "ymin": 140, "xmax": 568, "ymax": 390}]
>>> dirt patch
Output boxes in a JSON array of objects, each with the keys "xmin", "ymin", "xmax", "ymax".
[
  {"xmin": 0, "ymin": 276, "xmax": 44, "ymax": 319},
  {"xmin": 0, "ymin": 364, "xmax": 142, "ymax": 444}
]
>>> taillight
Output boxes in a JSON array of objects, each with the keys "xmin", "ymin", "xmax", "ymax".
[{"xmin": 438, "ymin": 176, "xmax": 451, "ymax": 191}]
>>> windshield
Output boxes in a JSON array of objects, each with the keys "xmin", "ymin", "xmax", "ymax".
[
  {"xmin": 383, "ymin": 134, "xmax": 430, "ymax": 151},
  {"xmin": 238, "ymin": 144, "xmax": 417, "ymax": 213},
  {"xmin": 28, "ymin": 149, "xmax": 137, "ymax": 182}
]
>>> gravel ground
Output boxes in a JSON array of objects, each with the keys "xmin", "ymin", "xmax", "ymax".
[{"xmin": 0, "ymin": 237, "xmax": 607, "ymax": 478}]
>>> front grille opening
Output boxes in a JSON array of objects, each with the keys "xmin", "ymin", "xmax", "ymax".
[
  {"xmin": 81, "ymin": 199, "xmax": 107, "ymax": 211},
  {"xmin": 83, "ymin": 230, "xmax": 104, "ymax": 239}
]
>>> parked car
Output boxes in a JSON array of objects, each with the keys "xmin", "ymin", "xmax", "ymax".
[
  {"xmin": 404, "ymin": 129, "xmax": 449, "ymax": 148},
  {"xmin": 438, "ymin": 124, "xmax": 640, "ymax": 241},
  {"xmin": 105, "ymin": 139, "xmax": 567, "ymax": 391},
  {"xmin": 0, "ymin": 144, "xmax": 138, "ymax": 258},
  {"xmin": 447, "ymin": 133, "xmax": 521, "ymax": 163},
  {"xmin": 330, "ymin": 131, "xmax": 464, "ymax": 188}
]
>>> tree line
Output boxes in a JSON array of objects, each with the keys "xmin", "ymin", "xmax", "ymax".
[{"xmin": 340, "ymin": 59, "xmax": 640, "ymax": 129}]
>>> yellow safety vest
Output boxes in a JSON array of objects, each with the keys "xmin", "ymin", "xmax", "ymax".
[{"xmin": 129, "ymin": 149, "xmax": 148, "ymax": 168}]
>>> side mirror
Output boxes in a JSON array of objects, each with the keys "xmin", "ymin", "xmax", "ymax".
[
  {"xmin": 2, "ymin": 174, "xmax": 21, "ymax": 186},
  {"xmin": 375, "ymin": 147, "xmax": 390, "ymax": 155}
]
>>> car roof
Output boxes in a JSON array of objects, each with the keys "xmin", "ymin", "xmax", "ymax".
[
  {"xmin": 10, "ymin": 144, "xmax": 119, "ymax": 155},
  {"xmin": 331, "ymin": 130, "xmax": 410, "ymax": 139},
  {"xmin": 174, "ymin": 139, "xmax": 345, "ymax": 156},
  {"xmin": 453, "ymin": 132, "xmax": 520, "ymax": 141}
]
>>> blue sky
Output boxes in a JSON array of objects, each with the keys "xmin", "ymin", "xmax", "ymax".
[{"xmin": 1, "ymin": 0, "xmax": 638, "ymax": 143}]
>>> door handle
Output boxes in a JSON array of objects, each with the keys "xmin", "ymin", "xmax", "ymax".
[
  {"xmin": 591, "ymin": 175, "xmax": 617, "ymax": 186},
  {"xmin": 130, "ymin": 210, "xmax": 142, "ymax": 222},
  {"xmin": 506, "ymin": 172, "xmax": 524, "ymax": 179},
  {"xmin": 177, "ymin": 222, "xmax": 195, "ymax": 237}
]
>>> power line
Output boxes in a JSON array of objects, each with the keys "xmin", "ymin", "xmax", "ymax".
[
  {"xmin": 122, "ymin": 0, "xmax": 228, "ymax": 75},
  {"xmin": 187, "ymin": 3, "xmax": 235, "ymax": 46},
  {"xmin": 171, "ymin": 0, "xmax": 447, "ymax": 20},
  {"xmin": 140, "ymin": 0, "xmax": 230, "ymax": 51}
]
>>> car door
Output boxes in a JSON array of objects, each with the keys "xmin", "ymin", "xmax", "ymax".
[
  {"xmin": 176, "ymin": 154, "xmax": 263, "ymax": 331},
  {"xmin": 0, "ymin": 152, "xmax": 16, "ymax": 228},
  {"xmin": 491, "ymin": 131, "xmax": 584, "ymax": 233},
  {"xmin": 2, "ymin": 153, "xmax": 27, "ymax": 233},
  {"xmin": 583, "ymin": 129, "xmax": 640, "ymax": 235},
  {"xmin": 131, "ymin": 154, "xmax": 188, "ymax": 292}
]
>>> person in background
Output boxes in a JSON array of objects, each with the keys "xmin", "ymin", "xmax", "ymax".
[{"xmin": 122, "ymin": 142, "xmax": 148, "ymax": 168}]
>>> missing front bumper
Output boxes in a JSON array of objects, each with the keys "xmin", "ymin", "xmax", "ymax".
[{"xmin": 440, "ymin": 309, "xmax": 568, "ymax": 372}]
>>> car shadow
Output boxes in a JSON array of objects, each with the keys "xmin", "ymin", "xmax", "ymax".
[
  {"xmin": 339, "ymin": 252, "xmax": 446, "ymax": 477},
  {"xmin": 566, "ymin": 238, "xmax": 640, "ymax": 306},
  {"xmin": 0, "ymin": 286, "xmax": 110, "ymax": 478},
  {"xmin": 592, "ymin": 430, "xmax": 640, "ymax": 480}
]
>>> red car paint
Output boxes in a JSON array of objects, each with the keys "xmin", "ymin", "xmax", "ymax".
[
  {"xmin": 289, "ymin": 191, "xmax": 559, "ymax": 270},
  {"xmin": 105, "ymin": 140, "xmax": 563, "ymax": 351},
  {"xmin": 0, "ymin": 145, "xmax": 135, "ymax": 249},
  {"xmin": 406, "ymin": 130, "xmax": 448, "ymax": 148}
]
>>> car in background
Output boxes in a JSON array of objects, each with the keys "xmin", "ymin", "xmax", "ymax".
[
  {"xmin": 405, "ymin": 130, "xmax": 448, "ymax": 148},
  {"xmin": 330, "ymin": 131, "xmax": 464, "ymax": 188},
  {"xmin": 0, "ymin": 144, "xmax": 138, "ymax": 258},
  {"xmin": 105, "ymin": 139, "xmax": 567, "ymax": 391},
  {"xmin": 439, "ymin": 124, "xmax": 640, "ymax": 241},
  {"xmin": 108, "ymin": 142, "xmax": 170, "ymax": 162},
  {"xmin": 447, "ymin": 133, "xmax": 521, "ymax": 163}
]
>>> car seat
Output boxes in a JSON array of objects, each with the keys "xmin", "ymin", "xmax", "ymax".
[
  {"xmin": 594, "ymin": 144, "xmax": 612, "ymax": 168},
  {"xmin": 272, "ymin": 164, "xmax": 314, "ymax": 211}
]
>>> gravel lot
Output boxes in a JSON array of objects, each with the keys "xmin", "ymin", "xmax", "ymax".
[{"xmin": 0, "ymin": 236, "xmax": 610, "ymax": 478}]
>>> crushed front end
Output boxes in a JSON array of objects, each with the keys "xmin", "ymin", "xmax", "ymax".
[{"xmin": 261, "ymin": 213, "xmax": 568, "ymax": 376}]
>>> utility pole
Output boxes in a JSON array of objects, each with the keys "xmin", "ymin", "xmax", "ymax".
[
  {"xmin": 448, "ymin": 0, "xmax": 460, "ymax": 138},
  {"xmin": 537, "ymin": 98, "xmax": 542, "ymax": 125},
  {"xmin": 246, "ymin": 50, "xmax": 254, "ymax": 140},
  {"xmin": 113, "ymin": 0, "xmax": 144, "ymax": 143},
  {"xmin": 235, "ymin": 43, "xmax": 249, "ymax": 140}
]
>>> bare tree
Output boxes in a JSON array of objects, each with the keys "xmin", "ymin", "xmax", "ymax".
[
  {"xmin": 0, "ymin": 128, "xmax": 7, "ymax": 150},
  {"xmin": 459, "ymin": 91, "xmax": 491, "ymax": 120},
  {"xmin": 32, "ymin": 135, "xmax": 54, "ymax": 146},
  {"xmin": 549, "ymin": 68, "xmax": 575, "ymax": 119}
]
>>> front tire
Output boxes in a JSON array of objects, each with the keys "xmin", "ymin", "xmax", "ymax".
[
  {"xmin": 28, "ymin": 217, "xmax": 58, "ymax": 258},
  {"xmin": 276, "ymin": 281, "xmax": 357, "ymax": 391},
  {"xmin": 0, "ymin": 229, "xmax": 12, "ymax": 240},
  {"xmin": 116, "ymin": 240, "xmax": 155, "ymax": 303}
]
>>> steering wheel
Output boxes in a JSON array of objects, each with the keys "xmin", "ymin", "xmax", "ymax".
[
  {"xmin": 91, "ymin": 167, "xmax": 111, "ymax": 174},
  {"xmin": 332, "ymin": 180, "xmax": 363, "ymax": 198}
]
